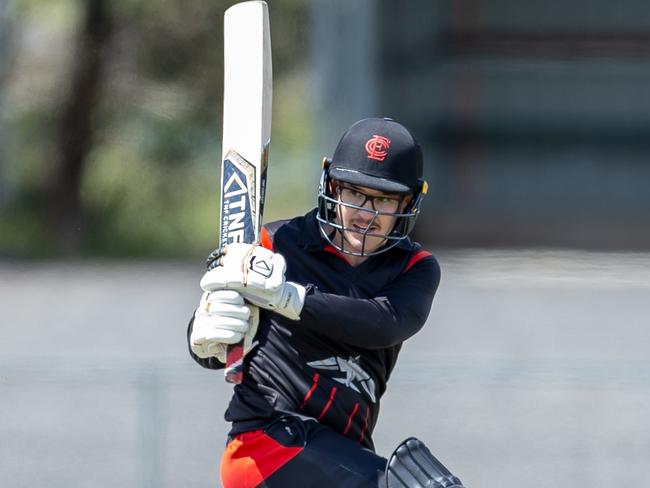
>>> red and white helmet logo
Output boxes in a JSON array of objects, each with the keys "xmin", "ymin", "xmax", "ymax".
[{"xmin": 365, "ymin": 135, "xmax": 391, "ymax": 162}]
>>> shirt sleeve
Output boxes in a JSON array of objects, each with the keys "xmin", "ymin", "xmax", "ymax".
[
  {"xmin": 187, "ymin": 316, "xmax": 225, "ymax": 370},
  {"xmin": 298, "ymin": 256, "xmax": 441, "ymax": 349}
]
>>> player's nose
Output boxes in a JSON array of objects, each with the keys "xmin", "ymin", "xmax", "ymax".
[{"xmin": 353, "ymin": 207, "xmax": 375, "ymax": 225}]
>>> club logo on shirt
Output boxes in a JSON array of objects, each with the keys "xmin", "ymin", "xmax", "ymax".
[{"xmin": 307, "ymin": 356, "xmax": 377, "ymax": 403}]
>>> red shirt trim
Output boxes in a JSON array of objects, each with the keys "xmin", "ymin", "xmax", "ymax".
[
  {"xmin": 260, "ymin": 227, "xmax": 274, "ymax": 251},
  {"xmin": 402, "ymin": 249, "xmax": 432, "ymax": 274},
  {"xmin": 358, "ymin": 406, "xmax": 370, "ymax": 443},
  {"xmin": 323, "ymin": 244, "xmax": 352, "ymax": 264},
  {"xmin": 343, "ymin": 403, "xmax": 360, "ymax": 435},
  {"xmin": 299, "ymin": 373, "xmax": 320, "ymax": 411},
  {"xmin": 317, "ymin": 387, "xmax": 338, "ymax": 421}
]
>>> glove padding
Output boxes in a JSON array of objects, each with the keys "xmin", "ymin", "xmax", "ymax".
[
  {"xmin": 190, "ymin": 290, "xmax": 259, "ymax": 362},
  {"xmin": 200, "ymin": 243, "xmax": 306, "ymax": 321}
]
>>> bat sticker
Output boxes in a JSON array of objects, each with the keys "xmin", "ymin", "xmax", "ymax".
[{"xmin": 220, "ymin": 150, "xmax": 258, "ymax": 248}]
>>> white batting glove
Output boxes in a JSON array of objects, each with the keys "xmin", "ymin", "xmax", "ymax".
[
  {"xmin": 200, "ymin": 243, "xmax": 306, "ymax": 321},
  {"xmin": 190, "ymin": 290, "xmax": 259, "ymax": 362}
]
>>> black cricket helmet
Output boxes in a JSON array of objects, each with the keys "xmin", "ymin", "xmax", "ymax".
[{"xmin": 317, "ymin": 117, "xmax": 428, "ymax": 256}]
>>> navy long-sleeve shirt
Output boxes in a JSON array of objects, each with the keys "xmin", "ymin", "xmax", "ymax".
[{"xmin": 188, "ymin": 209, "xmax": 440, "ymax": 450}]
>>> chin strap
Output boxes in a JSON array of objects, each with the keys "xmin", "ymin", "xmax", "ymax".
[{"xmin": 385, "ymin": 437, "xmax": 466, "ymax": 488}]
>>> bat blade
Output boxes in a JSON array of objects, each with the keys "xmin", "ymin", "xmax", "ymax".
[{"xmin": 220, "ymin": 1, "xmax": 272, "ymax": 384}]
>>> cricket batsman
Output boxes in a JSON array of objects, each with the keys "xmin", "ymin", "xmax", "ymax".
[{"xmin": 188, "ymin": 118, "xmax": 466, "ymax": 487}]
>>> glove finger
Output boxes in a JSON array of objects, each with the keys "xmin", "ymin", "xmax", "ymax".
[
  {"xmin": 206, "ymin": 302, "xmax": 250, "ymax": 320},
  {"xmin": 195, "ymin": 291, "xmax": 211, "ymax": 317},
  {"xmin": 205, "ymin": 341, "xmax": 227, "ymax": 360},
  {"xmin": 200, "ymin": 267, "xmax": 246, "ymax": 292},
  {"xmin": 221, "ymin": 243, "xmax": 253, "ymax": 265},
  {"xmin": 191, "ymin": 340, "xmax": 228, "ymax": 360},
  {"xmin": 199, "ymin": 315, "xmax": 250, "ymax": 334},
  {"xmin": 205, "ymin": 290, "xmax": 244, "ymax": 305},
  {"xmin": 192, "ymin": 325, "xmax": 243, "ymax": 345},
  {"xmin": 225, "ymin": 243, "xmax": 274, "ymax": 262},
  {"xmin": 190, "ymin": 342, "xmax": 210, "ymax": 358},
  {"xmin": 200, "ymin": 268, "xmax": 230, "ymax": 291},
  {"xmin": 209, "ymin": 330, "xmax": 243, "ymax": 345},
  {"xmin": 240, "ymin": 292, "xmax": 270, "ymax": 309}
]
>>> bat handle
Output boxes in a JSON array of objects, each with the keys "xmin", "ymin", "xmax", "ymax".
[{"xmin": 224, "ymin": 341, "xmax": 245, "ymax": 383}]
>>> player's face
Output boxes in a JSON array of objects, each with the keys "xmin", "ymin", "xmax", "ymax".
[{"xmin": 331, "ymin": 182, "xmax": 411, "ymax": 255}]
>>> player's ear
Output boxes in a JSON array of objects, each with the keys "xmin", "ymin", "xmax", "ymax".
[{"xmin": 400, "ymin": 193, "xmax": 413, "ymax": 211}]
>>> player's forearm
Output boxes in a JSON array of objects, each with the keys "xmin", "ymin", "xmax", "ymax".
[
  {"xmin": 299, "ymin": 259, "xmax": 439, "ymax": 348},
  {"xmin": 299, "ymin": 290, "xmax": 431, "ymax": 348}
]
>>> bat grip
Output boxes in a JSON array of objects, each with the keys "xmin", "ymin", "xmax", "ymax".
[{"xmin": 224, "ymin": 341, "xmax": 245, "ymax": 384}]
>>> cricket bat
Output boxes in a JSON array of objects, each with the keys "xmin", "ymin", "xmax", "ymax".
[{"xmin": 219, "ymin": 1, "xmax": 272, "ymax": 383}]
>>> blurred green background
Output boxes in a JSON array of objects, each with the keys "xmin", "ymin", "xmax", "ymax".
[{"xmin": 0, "ymin": 0, "xmax": 314, "ymax": 258}]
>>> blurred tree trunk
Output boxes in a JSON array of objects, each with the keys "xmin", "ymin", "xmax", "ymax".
[
  {"xmin": 45, "ymin": 0, "xmax": 112, "ymax": 254},
  {"xmin": 0, "ymin": 0, "xmax": 15, "ymax": 208}
]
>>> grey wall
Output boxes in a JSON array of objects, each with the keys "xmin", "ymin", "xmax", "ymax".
[{"xmin": 313, "ymin": 0, "xmax": 650, "ymax": 249}]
